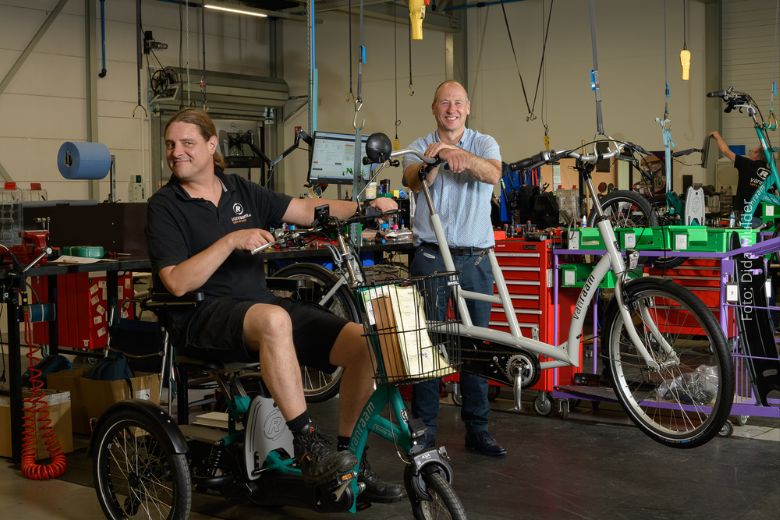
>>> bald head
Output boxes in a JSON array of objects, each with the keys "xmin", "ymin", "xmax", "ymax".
[{"xmin": 433, "ymin": 80, "xmax": 469, "ymax": 105}]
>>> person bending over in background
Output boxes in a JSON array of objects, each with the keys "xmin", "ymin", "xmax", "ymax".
[
  {"xmin": 402, "ymin": 80, "xmax": 506, "ymax": 457},
  {"xmin": 145, "ymin": 108, "xmax": 402, "ymax": 501}
]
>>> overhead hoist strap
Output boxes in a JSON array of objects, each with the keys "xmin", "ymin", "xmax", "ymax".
[
  {"xmin": 352, "ymin": 0, "xmax": 366, "ymax": 202},
  {"xmin": 588, "ymin": 0, "xmax": 604, "ymax": 136},
  {"xmin": 656, "ymin": 0, "xmax": 674, "ymax": 193}
]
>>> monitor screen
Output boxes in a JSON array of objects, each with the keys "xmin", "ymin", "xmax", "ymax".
[{"xmin": 308, "ymin": 131, "xmax": 370, "ymax": 184}]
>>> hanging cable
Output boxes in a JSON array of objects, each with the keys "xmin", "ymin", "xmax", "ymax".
[
  {"xmin": 98, "ymin": 0, "xmax": 107, "ymax": 78},
  {"xmin": 769, "ymin": 0, "xmax": 779, "ymax": 130},
  {"xmin": 352, "ymin": 0, "xmax": 366, "ymax": 203},
  {"xmin": 408, "ymin": 17, "xmax": 414, "ymax": 96},
  {"xmin": 470, "ymin": 7, "xmax": 491, "ymax": 110},
  {"xmin": 588, "ymin": 0, "xmax": 606, "ymax": 138},
  {"xmin": 346, "ymin": 0, "xmax": 355, "ymax": 103},
  {"xmin": 531, "ymin": 0, "xmax": 554, "ymax": 122},
  {"xmin": 199, "ymin": 4, "xmax": 207, "ymax": 109},
  {"xmin": 541, "ymin": 0, "xmax": 551, "ymax": 150},
  {"xmin": 185, "ymin": 0, "xmax": 191, "ymax": 106},
  {"xmin": 499, "ymin": 1, "xmax": 532, "ymax": 117},
  {"xmin": 393, "ymin": 3, "xmax": 401, "ymax": 150},
  {"xmin": 133, "ymin": 0, "xmax": 147, "ymax": 117},
  {"xmin": 657, "ymin": 0, "xmax": 675, "ymax": 197}
]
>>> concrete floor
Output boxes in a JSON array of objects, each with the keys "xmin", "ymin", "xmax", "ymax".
[{"xmin": 1, "ymin": 395, "xmax": 778, "ymax": 520}]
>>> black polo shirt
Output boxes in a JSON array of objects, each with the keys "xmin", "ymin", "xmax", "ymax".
[
  {"xmin": 146, "ymin": 169, "xmax": 292, "ymax": 301},
  {"xmin": 734, "ymin": 155, "xmax": 769, "ymax": 218}
]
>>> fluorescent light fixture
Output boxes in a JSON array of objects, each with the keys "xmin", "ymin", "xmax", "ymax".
[{"xmin": 205, "ymin": 2, "xmax": 268, "ymax": 18}]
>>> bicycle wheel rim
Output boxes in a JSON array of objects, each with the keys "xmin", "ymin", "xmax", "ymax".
[
  {"xmin": 607, "ymin": 282, "xmax": 733, "ymax": 447},
  {"xmin": 95, "ymin": 417, "xmax": 188, "ymax": 519}
]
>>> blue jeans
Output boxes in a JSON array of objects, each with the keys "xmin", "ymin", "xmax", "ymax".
[{"xmin": 410, "ymin": 243, "xmax": 493, "ymax": 439}]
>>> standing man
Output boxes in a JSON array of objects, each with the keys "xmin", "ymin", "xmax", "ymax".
[
  {"xmin": 146, "ymin": 108, "xmax": 403, "ymax": 501},
  {"xmin": 402, "ymin": 80, "xmax": 506, "ymax": 457}
]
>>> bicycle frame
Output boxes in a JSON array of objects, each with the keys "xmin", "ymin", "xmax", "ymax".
[{"xmin": 411, "ymin": 151, "xmax": 673, "ymax": 373}]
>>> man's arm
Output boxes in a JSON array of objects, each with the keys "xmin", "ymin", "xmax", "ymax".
[
  {"xmin": 710, "ymin": 131, "xmax": 736, "ymax": 162},
  {"xmin": 158, "ymin": 227, "xmax": 274, "ymax": 296},
  {"xmin": 403, "ymin": 147, "xmax": 501, "ymax": 193},
  {"xmin": 282, "ymin": 196, "xmax": 398, "ymax": 226}
]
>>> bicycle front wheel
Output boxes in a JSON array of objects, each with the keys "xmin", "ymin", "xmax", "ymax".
[
  {"xmin": 273, "ymin": 263, "xmax": 359, "ymax": 402},
  {"xmin": 406, "ymin": 466, "xmax": 467, "ymax": 520},
  {"xmin": 603, "ymin": 278, "xmax": 734, "ymax": 448},
  {"xmin": 93, "ymin": 408, "xmax": 191, "ymax": 520}
]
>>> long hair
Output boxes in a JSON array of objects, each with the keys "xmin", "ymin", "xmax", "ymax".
[{"xmin": 164, "ymin": 108, "xmax": 226, "ymax": 170}]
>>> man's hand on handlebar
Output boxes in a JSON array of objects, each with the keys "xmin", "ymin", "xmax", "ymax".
[
  {"xmin": 425, "ymin": 143, "xmax": 469, "ymax": 173},
  {"xmin": 367, "ymin": 196, "xmax": 398, "ymax": 214}
]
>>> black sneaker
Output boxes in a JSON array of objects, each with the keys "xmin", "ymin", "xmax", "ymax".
[
  {"xmin": 358, "ymin": 448, "xmax": 405, "ymax": 503},
  {"xmin": 293, "ymin": 423, "xmax": 357, "ymax": 485}
]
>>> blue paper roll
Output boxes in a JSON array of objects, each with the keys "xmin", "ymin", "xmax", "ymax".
[{"xmin": 57, "ymin": 141, "xmax": 112, "ymax": 180}]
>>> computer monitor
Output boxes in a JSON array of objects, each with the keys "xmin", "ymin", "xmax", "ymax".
[{"xmin": 308, "ymin": 131, "xmax": 370, "ymax": 184}]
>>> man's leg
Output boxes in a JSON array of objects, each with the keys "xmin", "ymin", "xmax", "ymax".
[
  {"xmin": 329, "ymin": 321, "xmax": 405, "ymax": 502},
  {"xmin": 328, "ymin": 322, "xmax": 374, "ymax": 436},
  {"xmin": 243, "ymin": 303, "xmax": 306, "ymax": 420},
  {"xmin": 243, "ymin": 303, "xmax": 357, "ymax": 482},
  {"xmin": 409, "ymin": 245, "xmax": 445, "ymax": 447},
  {"xmin": 459, "ymin": 254, "xmax": 506, "ymax": 456}
]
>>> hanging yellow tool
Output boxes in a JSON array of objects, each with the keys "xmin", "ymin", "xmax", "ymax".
[{"xmin": 409, "ymin": 0, "xmax": 429, "ymax": 40}]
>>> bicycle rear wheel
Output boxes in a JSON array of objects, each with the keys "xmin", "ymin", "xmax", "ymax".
[
  {"xmin": 603, "ymin": 278, "xmax": 733, "ymax": 448},
  {"xmin": 93, "ymin": 408, "xmax": 191, "ymax": 520},
  {"xmin": 589, "ymin": 190, "xmax": 658, "ymax": 228}
]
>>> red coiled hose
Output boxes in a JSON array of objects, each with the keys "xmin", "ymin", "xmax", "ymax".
[{"xmin": 20, "ymin": 317, "xmax": 66, "ymax": 480}]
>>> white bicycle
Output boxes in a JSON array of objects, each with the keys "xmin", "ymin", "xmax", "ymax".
[{"xmin": 363, "ymin": 133, "xmax": 735, "ymax": 448}]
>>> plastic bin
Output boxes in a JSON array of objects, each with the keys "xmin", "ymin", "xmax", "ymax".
[
  {"xmin": 662, "ymin": 226, "xmax": 709, "ymax": 251},
  {"xmin": 559, "ymin": 263, "xmax": 642, "ymax": 289},
  {"xmin": 617, "ymin": 227, "xmax": 666, "ymax": 250},
  {"xmin": 761, "ymin": 202, "xmax": 778, "ymax": 224},
  {"xmin": 567, "ymin": 228, "xmax": 605, "ymax": 250}
]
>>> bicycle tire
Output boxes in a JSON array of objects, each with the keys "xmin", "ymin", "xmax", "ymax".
[
  {"xmin": 406, "ymin": 466, "xmax": 467, "ymax": 520},
  {"xmin": 591, "ymin": 190, "xmax": 688, "ymax": 268},
  {"xmin": 273, "ymin": 263, "xmax": 359, "ymax": 403},
  {"xmin": 588, "ymin": 190, "xmax": 658, "ymax": 228},
  {"xmin": 602, "ymin": 278, "xmax": 734, "ymax": 448},
  {"xmin": 93, "ymin": 408, "xmax": 191, "ymax": 520}
]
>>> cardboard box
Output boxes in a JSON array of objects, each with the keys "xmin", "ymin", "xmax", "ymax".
[
  {"xmin": 46, "ymin": 368, "xmax": 89, "ymax": 434},
  {"xmin": 79, "ymin": 372, "xmax": 161, "ymax": 431},
  {"xmin": 0, "ymin": 390, "xmax": 73, "ymax": 459}
]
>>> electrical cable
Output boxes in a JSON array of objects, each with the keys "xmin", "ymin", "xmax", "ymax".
[
  {"xmin": 407, "ymin": 15, "xmax": 414, "ymax": 96},
  {"xmin": 185, "ymin": 0, "xmax": 191, "ymax": 106}
]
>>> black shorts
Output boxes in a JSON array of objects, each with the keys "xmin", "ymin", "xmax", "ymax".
[{"xmin": 182, "ymin": 297, "xmax": 349, "ymax": 373}]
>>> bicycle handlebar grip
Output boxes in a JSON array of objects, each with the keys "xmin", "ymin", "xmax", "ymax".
[
  {"xmin": 508, "ymin": 151, "xmax": 547, "ymax": 171},
  {"xmin": 707, "ymin": 90, "xmax": 729, "ymax": 98}
]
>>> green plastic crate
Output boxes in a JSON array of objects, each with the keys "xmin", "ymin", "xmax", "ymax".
[
  {"xmin": 662, "ymin": 226, "xmax": 709, "ymax": 251},
  {"xmin": 662, "ymin": 226, "xmax": 757, "ymax": 252},
  {"xmin": 706, "ymin": 228, "xmax": 758, "ymax": 251},
  {"xmin": 568, "ymin": 228, "xmax": 605, "ymax": 250},
  {"xmin": 616, "ymin": 227, "xmax": 666, "ymax": 250},
  {"xmin": 559, "ymin": 263, "xmax": 642, "ymax": 289},
  {"xmin": 761, "ymin": 202, "xmax": 778, "ymax": 224}
]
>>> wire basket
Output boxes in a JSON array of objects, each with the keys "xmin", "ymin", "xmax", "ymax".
[{"xmin": 356, "ymin": 271, "xmax": 461, "ymax": 385}]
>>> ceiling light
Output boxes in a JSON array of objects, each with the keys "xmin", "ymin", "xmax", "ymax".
[{"xmin": 204, "ymin": 2, "xmax": 268, "ymax": 18}]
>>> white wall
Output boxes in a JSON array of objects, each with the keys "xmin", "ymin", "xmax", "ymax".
[{"xmin": 0, "ymin": 0, "xmax": 743, "ymax": 203}]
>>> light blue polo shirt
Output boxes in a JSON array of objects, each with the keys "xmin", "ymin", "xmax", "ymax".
[{"xmin": 403, "ymin": 128, "xmax": 501, "ymax": 249}]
